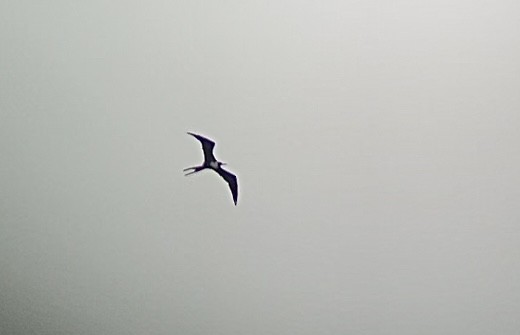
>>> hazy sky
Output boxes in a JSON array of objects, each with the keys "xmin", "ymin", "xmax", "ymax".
[{"xmin": 1, "ymin": 1, "xmax": 519, "ymax": 334}]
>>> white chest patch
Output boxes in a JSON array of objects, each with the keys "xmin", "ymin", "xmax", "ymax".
[{"xmin": 210, "ymin": 161, "xmax": 219, "ymax": 169}]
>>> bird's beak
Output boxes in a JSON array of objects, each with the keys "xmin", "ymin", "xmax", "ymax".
[{"xmin": 221, "ymin": 162, "xmax": 227, "ymax": 166}]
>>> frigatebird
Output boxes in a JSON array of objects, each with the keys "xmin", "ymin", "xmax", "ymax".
[{"xmin": 184, "ymin": 132, "xmax": 238, "ymax": 205}]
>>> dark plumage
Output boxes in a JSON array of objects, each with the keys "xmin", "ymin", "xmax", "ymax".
[{"xmin": 184, "ymin": 132, "xmax": 238, "ymax": 205}]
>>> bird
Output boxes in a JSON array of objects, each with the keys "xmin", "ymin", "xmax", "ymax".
[{"xmin": 183, "ymin": 132, "xmax": 238, "ymax": 205}]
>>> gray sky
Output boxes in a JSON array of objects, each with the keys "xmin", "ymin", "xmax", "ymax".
[{"xmin": 1, "ymin": 0, "xmax": 519, "ymax": 334}]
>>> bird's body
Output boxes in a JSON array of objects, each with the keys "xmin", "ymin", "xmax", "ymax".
[{"xmin": 184, "ymin": 132, "xmax": 238, "ymax": 205}]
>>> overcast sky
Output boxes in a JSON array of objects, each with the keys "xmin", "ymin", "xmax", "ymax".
[{"xmin": 1, "ymin": 1, "xmax": 519, "ymax": 334}]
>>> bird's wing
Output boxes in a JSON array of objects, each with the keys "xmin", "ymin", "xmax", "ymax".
[
  {"xmin": 187, "ymin": 132, "xmax": 216, "ymax": 163},
  {"xmin": 215, "ymin": 167, "xmax": 238, "ymax": 205}
]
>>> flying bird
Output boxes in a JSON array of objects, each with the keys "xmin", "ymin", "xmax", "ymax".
[{"xmin": 184, "ymin": 132, "xmax": 238, "ymax": 205}]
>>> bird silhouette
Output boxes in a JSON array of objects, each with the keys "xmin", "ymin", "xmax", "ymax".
[{"xmin": 183, "ymin": 132, "xmax": 238, "ymax": 205}]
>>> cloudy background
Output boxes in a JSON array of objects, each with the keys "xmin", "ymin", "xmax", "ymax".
[{"xmin": 1, "ymin": 0, "xmax": 519, "ymax": 334}]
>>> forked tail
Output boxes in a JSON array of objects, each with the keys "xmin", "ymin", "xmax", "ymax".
[{"xmin": 183, "ymin": 166, "xmax": 205, "ymax": 176}]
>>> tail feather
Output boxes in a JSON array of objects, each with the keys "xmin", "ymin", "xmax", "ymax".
[{"xmin": 184, "ymin": 166, "xmax": 205, "ymax": 176}]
